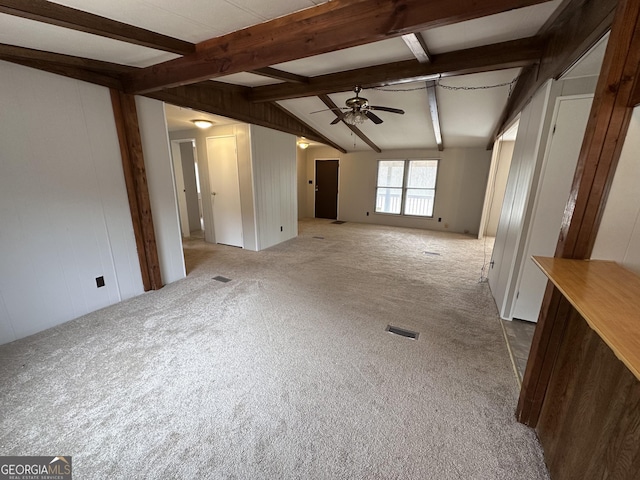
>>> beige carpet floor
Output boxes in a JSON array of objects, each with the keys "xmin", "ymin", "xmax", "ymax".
[{"xmin": 0, "ymin": 219, "xmax": 549, "ymax": 479}]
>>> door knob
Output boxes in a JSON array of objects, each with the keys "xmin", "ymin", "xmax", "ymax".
[{"xmin": 211, "ymin": 192, "xmax": 216, "ymax": 196}]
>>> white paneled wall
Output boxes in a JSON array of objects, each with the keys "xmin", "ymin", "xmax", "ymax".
[
  {"xmin": 0, "ymin": 62, "xmax": 143, "ymax": 344},
  {"xmin": 0, "ymin": 63, "xmax": 186, "ymax": 345},
  {"xmin": 488, "ymin": 81, "xmax": 553, "ymax": 319},
  {"xmin": 592, "ymin": 107, "xmax": 640, "ymax": 274},
  {"xmin": 250, "ymin": 125, "xmax": 298, "ymax": 250}
]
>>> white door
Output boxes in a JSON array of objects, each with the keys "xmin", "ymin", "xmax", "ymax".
[
  {"xmin": 206, "ymin": 136, "xmax": 243, "ymax": 248},
  {"xmin": 511, "ymin": 95, "xmax": 593, "ymax": 321}
]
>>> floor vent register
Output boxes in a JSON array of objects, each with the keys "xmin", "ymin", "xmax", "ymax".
[{"xmin": 386, "ymin": 325, "xmax": 419, "ymax": 340}]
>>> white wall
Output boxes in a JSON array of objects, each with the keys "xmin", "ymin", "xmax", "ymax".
[
  {"xmin": 489, "ymin": 81, "xmax": 554, "ymax": 318},
  {"xmin": 0, "ymin": 63, "xmax": 186, "ymax": 345},
  {"xmin": 303, "ymin": 146, "xmax": 491, "ymax": 235},
  {"xmin": 592, "ymin": 106, "xmax": 640, "ymax": 275},
  {"xmin": 136, "ymin": 97, "xmax": 186, "ymax": 285},
  {"xmin": 304, "ymin": 150, "xmax": 320, "ymax": 219},
  {"xmin": 0, "ymin": 62, "xmax": 144, "ymax": 344},
  {"xmin": 297, "ymin": 147, "xmax": 308, "ymax": 219},
  {"xmin": 250, "ymin": 125, "xmax": 298, "ymax": 249}
]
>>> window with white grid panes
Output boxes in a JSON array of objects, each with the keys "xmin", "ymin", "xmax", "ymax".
[{"xmin": 375, "ymin": 159, "xmax": 438, "ymax": 217}]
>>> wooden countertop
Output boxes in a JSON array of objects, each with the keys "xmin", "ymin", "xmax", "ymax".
[{"xmin": 533, "ymin": 256, "xmax": 640, "ymax": 381}]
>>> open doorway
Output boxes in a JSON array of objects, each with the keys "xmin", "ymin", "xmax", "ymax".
[
  {"xmin": 479, "ymin": 121, "xmax": 519, "ymax": 240},
  {"xmin": 170, "ymin": 139, "xmax": 204, "ymax": 239}
]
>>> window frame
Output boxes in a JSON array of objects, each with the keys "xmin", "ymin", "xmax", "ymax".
[{"xmin": 374, "ymin": 159, "xmax": 439, "ymax": 218}]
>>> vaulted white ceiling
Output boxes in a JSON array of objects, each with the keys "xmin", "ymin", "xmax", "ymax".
[
  {"xmin": 51, "ymin": 0, "xmax": 326, "ymax": 42},
  {"xmin": 0, "ymin": 0, "xmax": 581, "ymax": 152}
]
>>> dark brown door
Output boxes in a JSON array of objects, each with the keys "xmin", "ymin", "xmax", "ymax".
[{"xmin": 315, "ymin": 160, "xmax": 339, "ymax": 219}]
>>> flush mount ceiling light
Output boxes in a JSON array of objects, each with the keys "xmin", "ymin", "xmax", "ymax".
[
  {"xmin": 297, "ymin": 137, "xmax": 310, "ymax": 149},
  {"xmin": 192, "ymin": 119, "xmax": 213, "ymax": 129}
]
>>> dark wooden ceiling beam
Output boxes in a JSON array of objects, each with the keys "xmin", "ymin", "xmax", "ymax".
[
  {"xmin": 251, "ymin": 67, "xmax": 309, "ymax": 84},
  {"xmin": 318, "ymin": 95, "xmax": 382, "ymax": 153},
  {"xmin": 249, "ymin": 37, "xmax": 543, "ymax": 103},
  {"xmin": 402, "ymin": 33, "xmax": 432, "ymax": 63},
  {"xmin": 270, "ymin": 102, "xmax": 347, "ymax": 153},
  {"xmin": 269, "ymin": 103, "xmax": 347, "ymax": 152},
  {"xmin": 426, "ymin": 81, "xmax": 443, "ymax": 151},
  {"xmin": 0, "ymin": 47, "xmax": 340, "ymax": 149},
  {"xmin": 0, "ymin": 0, "xmax": 194, "ymax": 55},
  {"xmin": 123, "ymin": 0, "xmax": 554, "ymax": 94},
  {"xmin": 489, "ymin": 0, "xmax": 618, "ymax": 146},
  {"xmin": 0, "ymin": 56, "xmax": 125, "ymax": 89},
  {"xmin": 0, "ymin": 43, "xmax": 135, "ymax": 74},
  {"xmin": 146, "ymin": 83, "xmax": 346, "ymax": 152}
]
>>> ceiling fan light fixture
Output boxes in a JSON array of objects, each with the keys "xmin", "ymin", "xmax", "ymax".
[
  {"xmin": 343, "ymin": 111, "xmax": 368, "ymax": 125},
  {"xmin": 192, "ymin": 119, "xmax": 213, "ymax": 129}
]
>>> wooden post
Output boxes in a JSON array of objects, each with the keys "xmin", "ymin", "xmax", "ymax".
[
  {"xmin": 110, "ymin": 89, "xmax": 163, "ymax": 291},
  {"xmin": 517, "ymin": 0, "xmax": 640, "ymax": 426}
]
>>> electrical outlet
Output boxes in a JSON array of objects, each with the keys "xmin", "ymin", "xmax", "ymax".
[{"xmin": 96, "ymin": 276, "xmax": 105, "ymax": 288}]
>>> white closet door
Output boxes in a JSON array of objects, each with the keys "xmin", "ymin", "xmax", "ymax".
[
  {"xmin": 207, "ymin": 136, "xmax": 244, "ymax": 248},
  {"xmin": 511, "ymin": 95, "xmax": 593, "ymax": 321}
]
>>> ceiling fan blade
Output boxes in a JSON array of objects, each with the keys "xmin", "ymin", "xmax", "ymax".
[
  {"xmin": 365, "ymin": 111, "xmax": 383, "ymax": 124},
  {"xmin": 330, "ymin": 111, "xmax": 347, "ymax": 125},
  {"xmin": 310, "ymin": 107, "xmax": 346, "ymax": 114},
  {"xmin": 369, "ymin": 106, "xmax": 405, "ymax": 114}
]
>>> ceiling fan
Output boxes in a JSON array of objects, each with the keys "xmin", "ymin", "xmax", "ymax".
[{"xmin": 312, "ymin": 86, "xmax": 405, "ymax": 125}]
